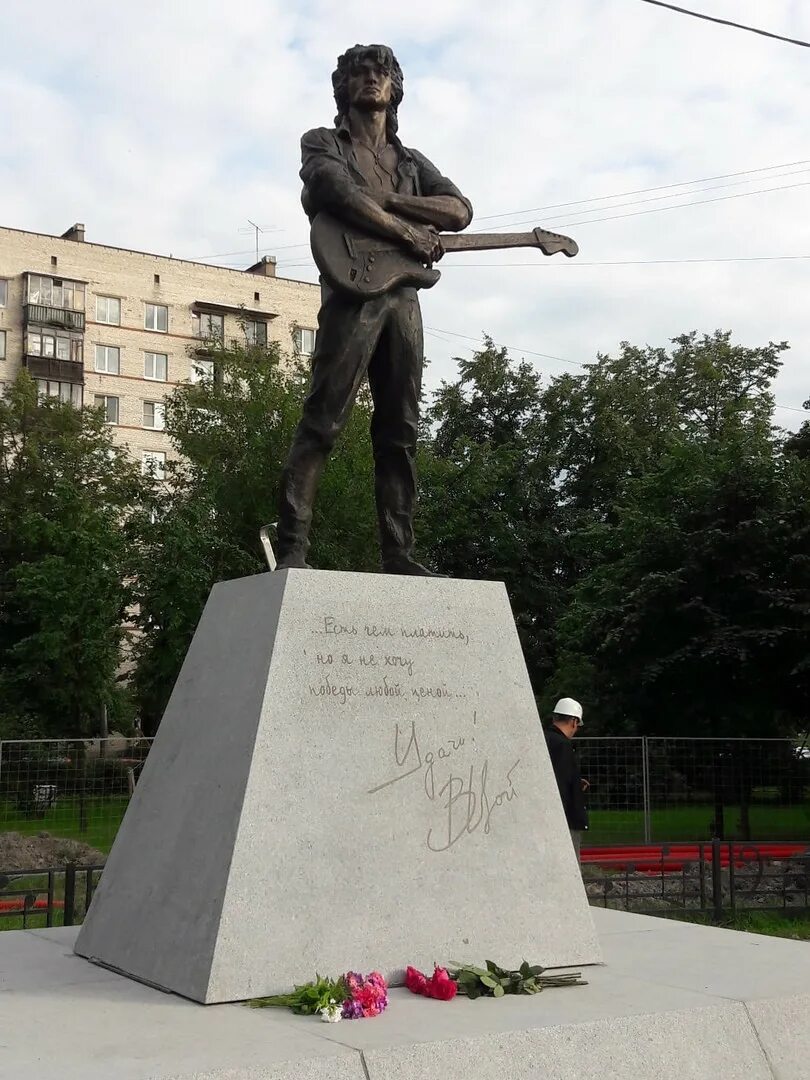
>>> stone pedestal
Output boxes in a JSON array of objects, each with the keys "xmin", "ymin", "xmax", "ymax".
[{"xmin": 75, "ymin": 570, "xmax": 600, "ymax": 1003}]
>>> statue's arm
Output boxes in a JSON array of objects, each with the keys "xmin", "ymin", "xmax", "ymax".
[
  {"xmin": 383, "ymin": 149, "xmax": 474, "ymax": 232},
  {"xmin": 301, "ymin": 128, "xmax": 422, "ymax": 248}
]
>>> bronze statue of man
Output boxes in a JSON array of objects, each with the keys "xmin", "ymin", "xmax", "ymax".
[{"xmin": 275, "ymin": 43, "xmax": 473, "ymax": 575}]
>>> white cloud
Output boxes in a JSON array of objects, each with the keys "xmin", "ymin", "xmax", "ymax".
[{"xmin": 1, "ymin": 0, "xmax": 808, "ymax": 423}]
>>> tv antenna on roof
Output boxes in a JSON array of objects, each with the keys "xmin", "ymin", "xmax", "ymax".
[{"xmin": 239, "ymin": 220, "xmax": 282, "ymax": 262}]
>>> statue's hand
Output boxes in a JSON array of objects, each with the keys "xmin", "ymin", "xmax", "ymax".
[{"xmin": 402, "ymin": 224, "xmax": 444, "ymax": 266}]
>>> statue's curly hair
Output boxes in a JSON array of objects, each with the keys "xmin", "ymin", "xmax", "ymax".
[{"xmin": 332, "ymin": 44, "xmax": 404, "ymax": 134}]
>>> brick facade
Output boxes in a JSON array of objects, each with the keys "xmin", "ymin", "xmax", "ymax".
[{"xmin": 0, "ymin": 223, "xmax": 320, "ymax": 466}]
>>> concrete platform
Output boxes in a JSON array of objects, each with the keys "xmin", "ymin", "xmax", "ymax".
[{"xmin": 1, "ymin": 908, "xmax": 809, "ymax": 1079}]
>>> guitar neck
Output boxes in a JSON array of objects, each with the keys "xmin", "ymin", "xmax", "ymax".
[{"xmin": 441, "ymin": 231, "xmax": 539, "ymax": 253}]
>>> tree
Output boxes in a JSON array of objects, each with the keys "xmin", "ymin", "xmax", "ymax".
[
  {"xmin": 542, "ymin": 330, "xmax": 787, "ymax": 523},
  {"xmin": 418, "ymin": 338, "xmax": 564, "ymax": 689},
  {"xmin": 0, "ymin": 371, "xmax": 145, "ymax": 738},
  {"xmin": 784, "ymin": 399, "xmax": 810, "ymax": 460},
  {"xmin": 554, "ymin": 429, "xmax": 810, "ymax": 739},
  {"xmin": 130, "ymin": 337, "xmax": 378, "ymax": 732}
]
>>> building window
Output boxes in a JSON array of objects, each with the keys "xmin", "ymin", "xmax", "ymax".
[
  {"xmin": 0, "ymin": 280, "xmax": 7, "ymax": 307},
  {"xmin": 0, "ymin": 330, "xmax": 5, "ymax": 360},
  {"xmin": 96, "ymin": 296, "xmax": 121, "ymax": 325},
  {"xmin": 294, "ymin": 327, "xmax": 316, "ymax": 356},
  {"xmin": 27, "ymin": 331, "xmax": 82, "ymax": 363},
  {"xmin": 28, "ymin": 275, "xmax": 85, "ymax": 310},
  {"xmin": 190, "ymin": 358, "xmax": 214, "ymax": 383},
  {"xmin": 144, "ymin": 351, "xmax": 168, "ymax": 381},
  {"xmin": 144, "ymin": 303, "xmax": 168, "ymax": 332},
  {"xmin": 192, "ymin": 311, "xmax": 224, "ymax": 339},
  {"xmin": 141, "ymin": 450, "xmax": 166, "ymax": 480},
  {"xmin": 143, "ymin": 401, "xmax": 165, "ymax": 430},
  {"xmin": 95, "ymin": 344, "xmax": 120, "ymax": 374},
  {"xmin": 244, "ymin": 319, "xmax": 268, "ymax": 346},
  {"xmin": 36, "ymin": 379, "xmax": 82, "ymax": 406},
  {"xmin": 94, "ymin": 394, "xmax": 119, "ymax": 424}
]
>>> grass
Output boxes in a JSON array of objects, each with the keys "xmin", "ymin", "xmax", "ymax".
[
  {"xmin": 0, "ymin": 796, "xmax": 129, "ymax": 854},
  {"xmin": 587, "ymin": 804, "xmax": 810, "ymax": 847},
  {"xmin": 1, "ymin": 797, "xmax": 807, "ymax": 854},
  {"xmin": 682, "ymin": 910, "xmax": 810, "ymax": 942}
]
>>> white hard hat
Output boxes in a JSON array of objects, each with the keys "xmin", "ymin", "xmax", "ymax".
[{"xmin": 553, "ymin": 697, "xmax": 583, "ymax": 722}]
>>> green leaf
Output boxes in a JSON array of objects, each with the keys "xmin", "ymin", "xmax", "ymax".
[{"xmin": 493, "ymin": 984, "xmax": 505, "ymax": 998}]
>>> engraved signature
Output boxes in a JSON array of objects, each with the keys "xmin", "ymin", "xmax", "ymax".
[
  {"xmin": 426, "ymin": 760, "xmax": 520, "ymax": 852},
  {"xmin": 367, "ymin": 719, "xmax": 520, "ymax": 850}
]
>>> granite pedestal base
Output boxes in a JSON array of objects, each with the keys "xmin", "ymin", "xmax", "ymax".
[{"xmin": 74, "ymin": 569, "xmax": 600, "ymax": 1002}]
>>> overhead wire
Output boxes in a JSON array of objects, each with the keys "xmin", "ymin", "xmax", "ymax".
[
  {"xmin": 483, "ymin": 180, "xmax": 810, "ymax": 232},
  {"xmin": 637, "ymin": 0, "xmax": 810, "ymax": 48},
  {"xmin": 183, "ymin": 159, "xmax": 810, "ymax": 264},
  {"xmin": 479, "ymin": 168, "xmax": 810, "ymax": 230},
  {"xmin": 474, "ymin": 159, "xmax": 810, "ymax": 222}
]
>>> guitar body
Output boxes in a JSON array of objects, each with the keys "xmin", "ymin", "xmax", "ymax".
[
  {"xmin": 310, "ymin": 213, "xmax": 441, "ymax": 300},
  {"xmin": 309, "ymin": 211, "xmax": 578, "ymax": 301}
]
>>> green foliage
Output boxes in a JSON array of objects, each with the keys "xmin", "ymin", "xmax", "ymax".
[
  {"xmin": 418, "ymin": 337, "xmax": 565, "ymax": 688},
  {"xmin": 449, "ymin": 959, "xmax": 586, "ymax": 999},
  {"xmin": 249, "ymin": 973, "xmax": 347, "ymax": 1013},
  {"xmin": 130, "ymin": 338, "xmax": 378, "ymax": 732},
  {"xmin": 555, "ymin": 430, "xmax": 810, "ymax": 735},
  {"xmin": 0, "ymin": 372, "xmax": 146, "ymax": 738},
  {"xmin": 419, "ymin": 329, "xmax": 808, "ymax": 739}
]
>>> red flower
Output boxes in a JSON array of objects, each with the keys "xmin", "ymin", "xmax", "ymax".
[
  {"xmin": 405, "ymin": 965, "xmax": 429, "ymax": 995},
  {"xmin": 405, "ymin": 965, "xmax": 458, "ymax": 1001},
  {"xmin": 427, "ymin": 967, "xmax": 458, "ymax": 1001}
]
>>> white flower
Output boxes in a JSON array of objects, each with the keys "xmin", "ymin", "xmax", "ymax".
[{"xmin": 319, "ymin": 1000, "xmax": 342, "ymax": 1023}]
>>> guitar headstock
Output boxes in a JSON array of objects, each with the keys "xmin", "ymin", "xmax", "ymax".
[{"xmin": 532, "ymin": 227, "xmax": 579, "ymax": 258}]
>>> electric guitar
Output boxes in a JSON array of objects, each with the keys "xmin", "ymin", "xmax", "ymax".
[{"xmin": 309, "ymin": 212, "xmax": 579, "ymax": 300}]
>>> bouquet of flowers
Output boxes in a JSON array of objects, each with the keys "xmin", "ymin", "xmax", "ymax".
[
  {"xmin": 340, "ymin": 970, "xmax": 389, "ymax": 1018},
  {"xmin": 249, "ymin": 970, "xmax": 388, "ymax": 1022}
]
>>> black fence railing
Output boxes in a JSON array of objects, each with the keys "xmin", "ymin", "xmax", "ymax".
[
  {"xmin": 2, "ymin": 844, "xmax": 808, "ymax": 932},
  {"xmin": 0, "ymin": 863, "xmax": 103, "ymax": 929},
  {"xmin": 583, "ymin": 840, "xmax": 810, "ymax": 918}
]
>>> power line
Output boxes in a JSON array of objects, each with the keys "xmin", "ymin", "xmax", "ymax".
[
  {"xmin": 475, "ymin": 159, "xmax": 810, "ymax": 222},
  {"xmin": 423, "ymin": 325, "xmax": 809, "ymax": 414},
  {"xmin": 184, "ymin": 159, "xmax": 810, "ymax": 264},
  {"xmin": 485, "ymin": 180, "xmax": 810, "ymax": 232},
  {"xmin": 481, "ymin": 168, "xmax": 810, "ymax": 229},
  {"xmin": 638, "ymin": 0, "xmax": 810, "ymax": 48},
  {"xmin": 273, "ymin": 249, "xmax": 810, "ymax": 272}
]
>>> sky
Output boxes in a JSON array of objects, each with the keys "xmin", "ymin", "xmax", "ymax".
[{"xmin": 1, "ymin": 0, "xmax": 808, "ymax": 426}]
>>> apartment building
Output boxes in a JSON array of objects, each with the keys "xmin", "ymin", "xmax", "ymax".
[{"xmin": 0, "ymin": 222, "xmax": 320, "ymax": 477}]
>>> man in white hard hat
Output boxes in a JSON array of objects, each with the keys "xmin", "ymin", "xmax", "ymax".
[{"xmin": 545, "ymin": 698, "xmax": 589, "ymax": 859}]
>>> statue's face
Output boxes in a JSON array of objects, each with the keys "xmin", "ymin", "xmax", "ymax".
[{"xmin": 347, "ymin": 58, "xmax": 392, "ymax": 112}]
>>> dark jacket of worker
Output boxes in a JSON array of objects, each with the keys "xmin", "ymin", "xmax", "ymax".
[{"xmin": 544, "ymin": 724, "xmax": 588, "ymax": 830}]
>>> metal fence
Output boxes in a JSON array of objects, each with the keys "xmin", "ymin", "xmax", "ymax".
[
  {"xmin": 582, "ymin": 840, "xmax": 810, "ymax": 917},
  {"xmin": 576, "ymin": 737, "xmax": 810, "ymax": 847},
  {"xmin": 0, "ymin": 863, "xmax": 103, "ymax": 929},
  {"xmin": 0, "ymin": 736, "xmax": 807, "ymax": 869},
  {"xmin": 0, "ymin": 738, "xmax": 153, "ymax": 857}
]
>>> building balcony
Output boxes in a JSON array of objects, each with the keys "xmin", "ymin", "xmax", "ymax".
[
  {"xmin": 23, "ymin": 355, "xmax": 85, "ymax": 384},
  {"xmin": 24, "ymin": 303, "xmax": 86, "ymax": 332}
]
